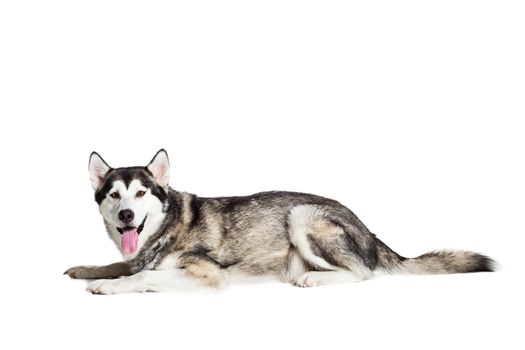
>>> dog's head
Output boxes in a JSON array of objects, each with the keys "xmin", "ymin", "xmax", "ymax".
[{"xmin": 88, "ymin": 149, "xmax": 170, "ymax": 258}]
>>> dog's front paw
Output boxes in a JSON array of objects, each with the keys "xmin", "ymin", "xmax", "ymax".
[
  {"xmin": 86, "ymin": 279, "xmax": 120, "ymax": 295},
  {"xmin": 64, "ymin": 265, "xmax": 100, "ymax": 279},
  {"xmin": 86, "ymin": 279, "xmax": 143, "ymax": 294}
]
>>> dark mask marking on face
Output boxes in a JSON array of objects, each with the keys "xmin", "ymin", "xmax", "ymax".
[{"xmin": 94, "ymin": 167, "xmax": 168, "ymax": 205}]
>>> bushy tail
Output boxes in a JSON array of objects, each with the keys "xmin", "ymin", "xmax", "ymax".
[{"xmin": 376, "ymin": 239, "xmax": 495, "ymax": 274}]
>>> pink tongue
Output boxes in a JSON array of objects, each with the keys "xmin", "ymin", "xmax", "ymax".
[{"xmin": 121, "ymin": 229, "xmax": 139, "ymax": 254}]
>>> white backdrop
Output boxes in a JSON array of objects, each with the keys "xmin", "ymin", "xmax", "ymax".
[{"xmin": 1, "ymin": 1, "xmax": 524, "ymax": 349}]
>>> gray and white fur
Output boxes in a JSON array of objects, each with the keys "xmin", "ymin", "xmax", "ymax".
[{"xmin": 65, "ymin": 149, "xmax": 494, "ymax": 294}]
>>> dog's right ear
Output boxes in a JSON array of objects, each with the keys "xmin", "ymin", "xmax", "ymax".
[{"xmin": 88, "ymin": 152, "xmax": 112, "ymax": 190}]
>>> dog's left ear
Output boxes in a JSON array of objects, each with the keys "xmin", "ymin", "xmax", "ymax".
[{"xmin": 147, "ymin": 149, "xmax": 170, "ymax": 187}]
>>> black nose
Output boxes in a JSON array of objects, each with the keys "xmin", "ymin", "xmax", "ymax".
[{"xmin": 118, "ymin": 209, "xmax": 134, "ymax": 224}]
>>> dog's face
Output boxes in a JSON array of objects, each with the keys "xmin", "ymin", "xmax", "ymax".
[{"xmin": 88, "ymin": 149, "xmax": 170, "ymax": 258}]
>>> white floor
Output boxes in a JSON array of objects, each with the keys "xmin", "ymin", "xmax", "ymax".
[{"xmin": 2, "ymin": 266, "xmax": 519, "ymax": 350}]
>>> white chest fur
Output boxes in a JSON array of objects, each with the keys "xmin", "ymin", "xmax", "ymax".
[{"xmin": 154, "ymin": 252, "xmax": 182, "ymax": 270}]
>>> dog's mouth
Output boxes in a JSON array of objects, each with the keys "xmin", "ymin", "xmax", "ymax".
[
  {"xmin": 116, "ymin": 216, "xmax": 147, "ymax": 235},
  {"xmin": 116, "ymin": 216, "xmax": 147, "ymax": 254}
]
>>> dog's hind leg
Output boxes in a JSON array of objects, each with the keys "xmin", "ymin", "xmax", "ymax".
[
  {"xmin": 287, "ymin": 205, "xmax": 374, "ymax": 287},
  {"xmin": 293, "ymin": 271, "xmax": 366, "ymax": 287}
]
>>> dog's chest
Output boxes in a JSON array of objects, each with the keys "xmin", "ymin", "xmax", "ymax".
[{"xmin": 151, "ymin": 252, "xmax": 182, "ymax": 270}]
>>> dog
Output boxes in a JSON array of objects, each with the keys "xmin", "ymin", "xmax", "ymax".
[{"xmin": 65, "ymin": 149, "xmax": 494, "ymax": 294}]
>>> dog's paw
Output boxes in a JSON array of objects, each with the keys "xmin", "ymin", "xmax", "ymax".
[
  {"xmin": 293, "ymin": 272, "xmax": 323, "ymax": 288},
  {"xmin": 86, "ymin": 279, "xmax": 144, "ymax": 294},
  {"xmin": 64, "ymin": 265, "xmax": 99, "ymax": 279},
  {"xmin": 86, "ymin": 279, "xmax": 121, "ymax": 295}
]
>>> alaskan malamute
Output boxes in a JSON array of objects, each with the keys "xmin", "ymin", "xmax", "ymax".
[{"xmin": 65, "ymin": 149, "xmax": 494, "ymax": 294}]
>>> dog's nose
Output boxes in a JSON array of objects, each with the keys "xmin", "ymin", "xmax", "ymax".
[{"xmin": 118, "ymin": 209, "xmax": 134, "ymax": 224}]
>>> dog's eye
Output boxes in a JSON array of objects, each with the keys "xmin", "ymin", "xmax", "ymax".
[
  {"xmin": 136, "ymin": 190, "xmax": 146, "ymax": 198},
  {"xmin": 110, "ymin": 192, "xmax": 120, "ymax": 199}
]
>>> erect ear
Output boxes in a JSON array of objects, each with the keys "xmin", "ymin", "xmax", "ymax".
[
  {"xmin": 88, "ymin": 152, "xmax": 112, "ymax": 191},
  {"xmin": 147, "ymin": 149, "xmax": 170, "ymax": 187}
]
